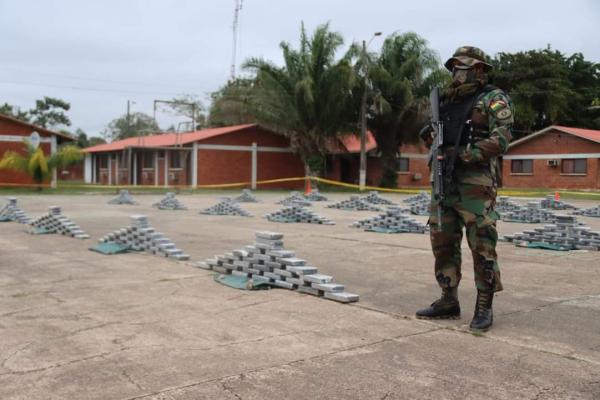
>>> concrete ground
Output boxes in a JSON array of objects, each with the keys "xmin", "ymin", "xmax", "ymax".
[{"xmin": 1, "ymin": 191, "xmax": 599, "ymax": 399}]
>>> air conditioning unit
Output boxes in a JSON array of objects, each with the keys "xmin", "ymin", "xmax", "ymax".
[{"xmin": 547, "ymin": 159, "xmax": 559, "ymax": 167}]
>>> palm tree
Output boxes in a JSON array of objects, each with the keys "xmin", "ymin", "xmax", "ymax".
[
  {"xmin": 0, "ymin": 140, "xmax": 83, "ymax": 189},
  {"xmin": 367, "ymin": 32, "xmax": 449, "ymax": 187},
  {"xmin": 243, "ymin": 22, "xmax": 356, "ymax": 174}
]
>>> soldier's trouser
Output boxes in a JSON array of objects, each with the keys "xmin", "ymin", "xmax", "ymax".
[{"xmin": 429, "ymin": 183, "xmax": 503, "ymax": 293}]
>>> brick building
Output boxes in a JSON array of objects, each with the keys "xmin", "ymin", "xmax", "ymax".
[
  {"xmin": 324, "ymin": 133, "xmax": 379, "ymax": 184},
  {"xmin": 324, "ymin": 137, "xmax": 430, "ymax": 188},
  {"xmin": 83, "ymin": 124, "xmax": 306, "ymax": 188},
  {"xmin": 376, "ymin": 125, "xmax": 600, "ymax": 190},
  {"xmin": 84, "ymin": 124, "xmax": 381, "ymax": 189},
  {"xmin": 503, "ymin": 125, "xmax": 600, "ymax": 189},
  {"xmin": 0, "ymin": 113, "xmax": 74, "ymax": 187},
  {"xmin": 82, "ymin": 123, "xmax": 600, "ymax": 191}
]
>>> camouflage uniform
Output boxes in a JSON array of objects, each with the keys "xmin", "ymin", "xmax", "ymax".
[{"xmin": 429, "ymin": 47, "xmax": 514, "ymax": 294}]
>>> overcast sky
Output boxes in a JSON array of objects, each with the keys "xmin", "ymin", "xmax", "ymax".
[{"xmin": 1, "ymin": 0, "xmax": 598, "ymax": 138}]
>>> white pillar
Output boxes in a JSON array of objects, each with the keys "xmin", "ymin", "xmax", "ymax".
[
  {"xmin": 251, "ymin": 142, "xmax": 258, "ymax": 190},
  {"xmin": 192, "ymin": 142, "xmax": 198, "ymax": 188},
  {"xmin": 84, "ymin": 154, "xmax": 92, "ymax": 183},
  {"xmin": 50, "ymin": 135, "xmax": 57, "ymax": 188},
  {"xmin": 164, "ymin": 150, "xmax": 169, "ymax": 188},
  {"xmin": 115, "ymin": 154, "xmax": 119, "ymax": 185},
  {"xmin": 108, "ymin": 154, "xmax": 112, "ymax": 185},
  {"xmin": 154, "ymin": 151, "xmax": 159, "ymax": 186},
  {"xmin": 133, "ymin": 153, "xmax": 138, "ymax": 186}
]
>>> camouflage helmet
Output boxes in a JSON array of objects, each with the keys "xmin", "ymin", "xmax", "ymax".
[{"xmin": 444, "ymin": 46, "xmax": 493, "ymax": 72}]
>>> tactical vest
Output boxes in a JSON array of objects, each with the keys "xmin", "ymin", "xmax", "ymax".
[{"xmin": 440, "ymin": 85, "xmax": 496, "ymax": 147}]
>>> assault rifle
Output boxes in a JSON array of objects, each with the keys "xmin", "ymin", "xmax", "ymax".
[{"xmin": 429, "ymin": 87, "xmax": 444, "ymax": 231}]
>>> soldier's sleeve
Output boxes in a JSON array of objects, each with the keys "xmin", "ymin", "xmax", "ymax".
[{"xmin": 460, "ymin": 90, "xmax": 513, "ymax": 164}]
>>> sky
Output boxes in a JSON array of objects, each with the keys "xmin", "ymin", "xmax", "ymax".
[{"xmin": 0, "ymin": 0, "xmax": 598, "ymax": 138}]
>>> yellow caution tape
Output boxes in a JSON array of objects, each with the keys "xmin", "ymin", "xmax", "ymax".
[{"xmin": 1, "ymin": 176, "xmax": 598, "ymax": 199}]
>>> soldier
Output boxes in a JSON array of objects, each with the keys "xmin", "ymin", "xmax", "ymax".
[{"xmin": 416, "ymin": 46, "xmax": 514, "ymax": 331}]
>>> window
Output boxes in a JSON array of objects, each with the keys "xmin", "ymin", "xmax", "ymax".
[
  {"xmin": 397, "ymin": 157, "xmax": 410, "ymax": 172},
  {"xmin": 143, "ymin": 153, "xmax": 154, "ymax": 169},
  {"xmin": 561, "ymin": 159, "xmax": 587, "ymax": 174},
  {"xmin": 99, "ymin": 154, "xmax": 108, "ymax": 169},
  {"xmin": 169, "ymin": 151, "xmax": 182, "ymax": 169},
  {"xmin": 118, "ymin": 152, "xmax": 127, "ymax": 169},
  {"xmin": 511, "ymin": 159, "xmax": 533, "ymax": 174}
]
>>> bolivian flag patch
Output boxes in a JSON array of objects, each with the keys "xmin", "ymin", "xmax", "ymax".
[
  {"xmin": 490, "ymin": 98, "xmax": 512, "ymax": 119},
  {"xmin": 490, "ymin": 99, "xmax": 507, "ymax": 112}
]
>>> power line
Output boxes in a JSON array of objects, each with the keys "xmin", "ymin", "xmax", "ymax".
[
  {"xmin": 0, "ymin": 79, "xmax": 191, "ymax": 96},
  {"xmin": 0, "ymin": 66, "xmax": 195, "ymax": 89}
]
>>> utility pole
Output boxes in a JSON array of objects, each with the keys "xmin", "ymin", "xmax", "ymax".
[
  {"xmin": 359, "ymin": 40, "xmax": 368, "ymax": 191},
  {"xmin": 359, "ymin": 32, "xmax": 382, "ymax": 191},
  {"xmin": 126, "ymin": 100, "xmax": 136, "ymax": 140}
]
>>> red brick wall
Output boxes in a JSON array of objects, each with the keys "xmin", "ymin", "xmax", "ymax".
[
  {"xmin": 0, "ymin": 118, "xmax": 54, "ymax": 185},
  {"xmin": 197, "ymin": 127, "xmax": 303, "ymax": 188},
  {"xmin": 397, "ymin": 158, "xmax": 430, "ymax": 188},
  {"xmin": 502, "ymin": 158, "xmax": 599, "ymax": 189},
  {"xmin": 256, "ymin": 151, "xmax": 304, "ymax": 189},
  {"xmin": 198, "ymin": 149, "xmax": 251, "ymax": 185},
  {"xmin": 397, "ymin": 142, "xmax": 430, "ymax": 188},
  {"xmin": 202, "ymin": 126, "xmax": 291, "ymax": 147},
  {"xmin": 59, "ymin": 162, "xmax": 84, "ymax": 181},
  {"xmin": 503, "ymin": 130, "xmax": 600, "ymax": 189},
  {"xmin": 508, "ymin": 130, "xmax": 600, "ymax": 155}
]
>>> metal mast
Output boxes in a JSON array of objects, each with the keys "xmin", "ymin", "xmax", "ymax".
[{"xmin": 230, "ymin": 0, "xmax": 243, "ymax": 81}]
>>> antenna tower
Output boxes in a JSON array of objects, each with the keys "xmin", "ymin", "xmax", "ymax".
[{"xmin": 230, "ymin": 0, "xmax": 243, "ymax": 81}]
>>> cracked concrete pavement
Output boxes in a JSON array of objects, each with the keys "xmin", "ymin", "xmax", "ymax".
[{"xmin": 0, "ymin": 192, "xmax": 599, "ymax": 399}]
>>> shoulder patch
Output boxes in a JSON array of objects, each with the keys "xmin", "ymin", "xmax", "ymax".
[{"xmin": 496, "ymin": 108, "xmax": 512, "ymax": 120}]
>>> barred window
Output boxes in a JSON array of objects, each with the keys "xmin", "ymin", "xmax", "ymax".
[
  {"xmin": 169, "ymin": 152, "xmax": 182, "ymax": 169},
  {"xmin": 561, "ymin": 159, "xmax": 587, "ymax": 174},
  {"xmin": 143, "ymin": 152, "xmax": 154, "ymax": 169},
  {"xmin": 511, "ymin": 159, "xmax": 533, "ymax": 174},
  {"xmin": 99, "ymin": 154, "xmax": 108, "ymax": 169}
]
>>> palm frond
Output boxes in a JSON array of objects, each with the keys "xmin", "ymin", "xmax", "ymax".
[
  {"xmin": 48, "ymin": 145, "xmax": 83, "ymax": 169},
  {"xmin": 0, "ymin": 151, "xmax": 28, "ymax": 172}
]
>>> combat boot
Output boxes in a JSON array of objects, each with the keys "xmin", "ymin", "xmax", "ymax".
[
  {"xmin": 469, "ymin": 290, "xmax": 494, "ymax": 331},
  {"xmin": 416, "ymin": 287, "xmax": 460, "ymax": 319}
]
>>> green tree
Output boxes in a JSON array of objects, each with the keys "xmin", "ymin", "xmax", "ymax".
[
  {"xmin": 0, "ymin": 103, "xmax": 30, "ymax": 122},
  {"xmin": 88, "ymin": 136, "xmax": 107, "ymax": 147},
  {"xmin": 561, "ymin": 52, "xmax": 600, "ymax": 129},
  {"xmin": 0, "ymin": 140, "xmax": 83, "ymax": 189},
  {"xmin": 29, "ymin": 97, "xmax": 72, "ymax": 128},
  {"xmin": 243, "ymin": 22, "xmax": 356, "ymax": 174},
  {"xmin": 367, "ymin": 32, "xmax": 448, "ymax": 187},
  {"xmin": 105, "ymin": 112, "xmax": 160, "ymax": 141},
  {"xmin": 490, "ymin": 48, "xmax": 574, "ymax": 137},
  {"xmin": 208, "ymin": 78, "xmax": 256, "ymax": 127},
  {"xmin": 73, "ymin": 128, "xmax": 89, "ymax": 148}
]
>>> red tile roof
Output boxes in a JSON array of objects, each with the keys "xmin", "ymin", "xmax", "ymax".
[
  {"xmin": 509, "ymin": 125, "xmax": 600, "ymax": 148},
  {"xmin": 85, "ymin": 124, "xmax": 378, "ymax": 155},
  {"xmin": 84, "ymin": 124, "xmax": 258, "ymax": 153},
  {"xmin": 0, "ymin": 113, "xmax": 74, "ymax": 141},
  {"xmin": 553, "ymin": 126, "xmax": 600, "ymax": 144},
  {"xmin": 328, "ymin": 131, "xmax": 377, "ymax": 154}
]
